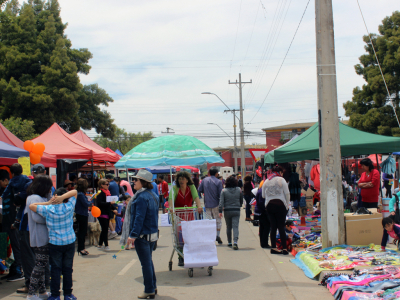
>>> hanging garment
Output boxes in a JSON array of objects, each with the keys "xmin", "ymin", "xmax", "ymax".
[
  {"xmin": 381, "ymin": 155, "xmax": 396, "ymax": 174},
  {"xmin": 310, "ymin": 164, "xmax": 321, "ymax": 191},
  {"xmin": 289, "ymin": 172, "xmax": 302, "ymax": 202}
]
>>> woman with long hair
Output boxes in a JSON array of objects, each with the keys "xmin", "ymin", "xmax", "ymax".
[
  {"xmin": 75, "ymin": 178, "xmax": 92, "ymax": 255},
  {"xmin": 96, "ymin": 178, "xmax": 115, "ymax": 251},
  {"xmin": 25, "ymin": 175, "xmax": 58, "ymax": 299},
  {"xmin": 120, "ymin": 170, "xmax": 159, "ymax": 299},
  {"xmin": 261, "ymin": 165, "xmax": 290, "ymax": 255},
  {"xmin": 168, "ymin": 171, "xmax": 202, "ymax": 266}
]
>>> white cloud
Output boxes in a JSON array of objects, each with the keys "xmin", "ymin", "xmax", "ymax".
[{"xmin": 57, "ymin": 0, "xmax": 399, "ymax": 148}]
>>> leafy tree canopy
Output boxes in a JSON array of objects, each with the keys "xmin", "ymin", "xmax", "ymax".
[
  {"xmin": 1, "ymin": 116, "xmax": 38, "ymax": 140},
  {"xmin": 343, "ymin": 11, "xmax": 400, "ymax": 136},
  {"xmin": 94, "ymin": 128, "xmax": 154, "ymax": 155},
  {"xmin": 0, "ymin": 0, "xmax": 116, "ymax": 138}
]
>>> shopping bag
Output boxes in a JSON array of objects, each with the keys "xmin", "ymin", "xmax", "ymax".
[{"xmin": 182, "ymin": 219, "xmax": 218, "ymax": 268}]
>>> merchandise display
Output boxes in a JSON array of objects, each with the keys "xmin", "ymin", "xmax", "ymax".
[{"xmin": 291, "ymin": 245, "xmax": 400, "ymax": 279}]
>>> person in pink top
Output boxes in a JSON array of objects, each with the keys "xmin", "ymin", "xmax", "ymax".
[{"xmin": 381, "ymin": 217, "xmax": 400, "ymax": 250}]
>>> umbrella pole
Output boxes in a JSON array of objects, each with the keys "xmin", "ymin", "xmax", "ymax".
[
  {"xmin": 170, "ymin": 166, "xmax": 174, "ymax": 211},
  {"xmin": 126, "ymin": 168, "xmax": 130, "ymax": 184}
]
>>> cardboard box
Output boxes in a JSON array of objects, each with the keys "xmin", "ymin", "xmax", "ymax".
[{"xmin": 344, "ymin": 212, "xmax": 382, "ymax": 245}]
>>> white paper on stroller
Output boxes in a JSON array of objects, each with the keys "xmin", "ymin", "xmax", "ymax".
[
  {"xmin": 182, "ymin": 219, "xmax": 218, "ymax": 268},
  {"xmin": 159, "ymin": 213, "xmax": 171, "ymax": 227}
]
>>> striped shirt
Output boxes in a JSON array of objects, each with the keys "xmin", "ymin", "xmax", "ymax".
[{"xmin": 36, "ymin": 197, "xmax": 76, "ymax": 246}]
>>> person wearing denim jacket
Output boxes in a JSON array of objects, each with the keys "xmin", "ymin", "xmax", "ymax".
[{"xmin": 126, "ymin": 170, "xmax": 159, "ymax": 299}]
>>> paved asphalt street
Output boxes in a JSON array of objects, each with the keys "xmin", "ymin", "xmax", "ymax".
[{"xmin": 0, "ymin": 215, "xmax": 332, "ymax": 300}]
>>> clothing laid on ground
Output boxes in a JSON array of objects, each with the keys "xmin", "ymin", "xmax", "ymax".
[
  {"xmin": 358, "ymin": 169, "xmax": 380, "ymax": 203},
  {"xmin": 198, "ymin": 176, "xmax": 223, "ymax": 208}
]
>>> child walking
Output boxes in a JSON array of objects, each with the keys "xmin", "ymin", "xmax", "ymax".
[
  {"xmin": 381, "ymin": 217, "xmax": 400, "ymax": 251},
  {"xmin": 29, "ymin": 188, "xmax": 78, "ymax": 300}
]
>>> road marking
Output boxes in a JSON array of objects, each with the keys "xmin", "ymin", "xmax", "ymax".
[{"xmin": 117, "ymin": 259, "xmax": 137, "ymax": 276}]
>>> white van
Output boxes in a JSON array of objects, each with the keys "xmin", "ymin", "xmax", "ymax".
[{"xmin": 219, "ymin": 167, "xmax": 234, "ymax": 180}]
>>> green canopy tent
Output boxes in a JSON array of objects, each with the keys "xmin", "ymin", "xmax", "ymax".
[{"xmin": 264, "ymin": 122, "xmax": 400, "ymax": 163}]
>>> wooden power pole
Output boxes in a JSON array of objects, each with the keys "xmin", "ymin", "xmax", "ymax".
[{"xmin": 316, "ymin": 0, "xmax": 345, "ymax": 247}]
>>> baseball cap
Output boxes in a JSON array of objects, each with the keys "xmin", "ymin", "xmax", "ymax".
[
  {"xmin": 132, "ymin": 169, "xmax": 153, "ymax": 183},
  {"xmin": 32, "ymin": 164, "xmax": 45, "ymax": 174}
]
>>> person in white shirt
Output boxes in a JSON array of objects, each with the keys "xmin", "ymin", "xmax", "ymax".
[{"xmin": 262, "ymin": 165, "xmax": 290, "ymax": 255}]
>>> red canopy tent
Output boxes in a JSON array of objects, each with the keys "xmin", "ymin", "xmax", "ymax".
[
  {"xmin": 174, "ymin": 166, "xmax": 200, "ymax": 173},
  {"xmin": 70, "ymin": 130, "xmax": 120, "ymax": 162},
  {"xmin": 32, "ymin": 124, "xmax": 117, "ymax": 161},
  {"xmin": 105, "ymin": 147, "xmax": 122, "ymax": 158},
  {"xmin": 0, "ymin": 123, "xmax": 57, "ymax": 167}
]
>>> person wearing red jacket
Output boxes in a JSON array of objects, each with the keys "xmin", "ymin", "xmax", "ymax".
[
  {"xmin": 158, "ymin": 175, "xmax": 169, "ymax": 213},
  {"xmin": 358, "ymin": 158, "xmax": 380, "ymax": 208}
]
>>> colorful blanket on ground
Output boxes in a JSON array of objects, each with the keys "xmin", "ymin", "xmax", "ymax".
[{"xmin": 290, "ymin": 244, "xmax": 400, "ymax": 279}]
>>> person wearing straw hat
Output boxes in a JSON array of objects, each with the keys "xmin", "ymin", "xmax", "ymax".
[{"xmin": 120, "ymin": 169, "xmax": 159, "ymax": 299}]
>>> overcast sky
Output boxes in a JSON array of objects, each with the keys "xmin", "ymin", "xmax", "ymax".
[{"xmin": 57, "ymin": 0, "xmax": 399, "ymax": 149}]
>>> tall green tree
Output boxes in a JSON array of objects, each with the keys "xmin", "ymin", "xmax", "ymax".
[
  {"xmin": 0, "ymin": 0, "xmax": 116, "ymax": 138},
  {"xmin": 343, "ymin": 11, "xmax": 400, "ymax": 136},
  {"xmin": 94, "ymin": 128, "xmax": 154, "ymax": 154},
  {"xmin": 1, "ymin": 116, "xmax": 38, "ymax": 140}
]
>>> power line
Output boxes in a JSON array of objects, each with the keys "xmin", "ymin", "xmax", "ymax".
[
  {"xmin": 250, "ymin": 0, "xmax": 311, "ymax": 122},
  {"xmin": 356, "ymin": 0, "xmax": 400, "ymax": 128}
]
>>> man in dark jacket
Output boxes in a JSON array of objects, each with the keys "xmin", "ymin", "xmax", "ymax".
[{"xmin": 1, "ymin": 164, "xmax": 31, "ymax": 282}]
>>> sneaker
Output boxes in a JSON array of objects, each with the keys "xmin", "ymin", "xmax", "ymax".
[
  {"xmin": 227, "ymin": 243, "xmax": 232, "ymax": 247},
  {"xmin": 39, "ymin": 292, "xmax": 51, "ymax": 299},
  {"xmin": 104, "ymin": 246, "xmax": 110, "ymax": 251},
  {"xmin": 47, "ymin": 296, "xmax": 61, "ymax": 300},
  {"xmin": 233, "ymin": 243, "xmax": 239, "ymax": 250},
  {"xmin": 26, "ymin": 296, "xmax": 42, "ymax": 300},
  {"xmin": 216, "ymin": 236, "xmax": 223, "ymax": 244},
  {"xmin": 109, "ymin": 232, "xmax": 118, "ymax": 239},
  {"xmin": 7, "ymin": 273, "xmax": 24, "ymax": 282},
  {"xmin": 98, "ymin": 245, "xmax": 105, "ymax": 250},
  {"xmin": 17, "ymin": 286, "xmax": 29, "ymax": 293},
  {"xmin": 64, "ymin": 294, "xmax": 77, "ymax": 300}
]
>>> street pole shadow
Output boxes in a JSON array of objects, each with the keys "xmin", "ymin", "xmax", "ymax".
[{"xmin": 135, "ymin": 269, "xmax": 250, "ymax": 287}]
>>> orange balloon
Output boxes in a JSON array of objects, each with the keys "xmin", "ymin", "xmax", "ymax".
[
  {"xmin": 91, "ymin": 206, "xmax": 101, "ymax": 218},
  {"xmin": 23, "ymin": 140, "xmax": 34, "ymax": 152},
  {"xmin": 30, "ymin": 152, "xmax": 41, "ymax": 164},
  {"xmin": 32, "ymin": 143, "xmax": 45, "ymax": 156}
]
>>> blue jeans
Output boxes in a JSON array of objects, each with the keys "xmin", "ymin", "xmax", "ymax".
[
  {"xmin": 49, "ymin": 242, "xmax": 75, "ymax": 297},
  {"xmin": 135, "ymin": 238, "xmax": 157, "ymax": 294}
]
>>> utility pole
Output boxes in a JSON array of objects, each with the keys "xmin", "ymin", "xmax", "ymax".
[
  {"xmin": 229, "ymin": 73, "xmax": 252, "ymax": 177},
  {"xmin": 315, "ymin": 0, "xmax": 344, "ymax": 247},
  {"xmin": 224, "ymin": 109, "xmax": 240, "ymax": 174}
]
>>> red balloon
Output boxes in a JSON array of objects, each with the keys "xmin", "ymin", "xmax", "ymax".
[
  {"xmin": 256, "ymin": 166, "xmax": 262, "ymax": 177},
  {"xmin": 30, "ymin": 152, "xmax": 41, "ymax": 164},
  {"xmin": 32, "ymin": 143, "xmax": 45, "ymax": 156},
  {"xmin": 91, "ymin": 206, "xmax": 101, "ymax": 218},
  {"xmin": 23, "ymin": 140, "xmax": 34, "ymax": 152}
]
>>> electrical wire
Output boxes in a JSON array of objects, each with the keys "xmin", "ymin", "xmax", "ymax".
[
  {"xmin": 250, "ymin": 0, "xmax": 311, "ymax": 122},
  {"xmin": 246, "ymin": 0, "xmax": 293, "ymax": 107},
  {"xmin": 356, "ymin": 0, "xmax": 400, "ymax": 128}
]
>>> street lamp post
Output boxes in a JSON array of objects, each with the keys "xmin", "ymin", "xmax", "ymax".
[{"xmin": 202, "ymin": 92, "xmax": 239, "ymax": 174}]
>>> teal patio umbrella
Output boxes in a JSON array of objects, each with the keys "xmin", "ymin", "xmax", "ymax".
[
  {"xmin": 114, "ymin": 135, "xmax": 224, "ymax": 211},
  {"xmin": 114, "ymin": 135, "xmax": 224, "ymax": 168}
]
